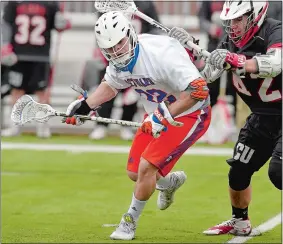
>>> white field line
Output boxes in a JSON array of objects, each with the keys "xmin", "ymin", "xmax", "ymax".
[
  {"xmin": 226, "ymin": 213, "xmax": 282, "ymax": 243},
  {"xmin": 1, "ymin": 142, "xmax": 233, "ymax": 156}
]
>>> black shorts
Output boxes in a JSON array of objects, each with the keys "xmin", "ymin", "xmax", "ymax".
[
  {"xmin": 8, "ymin": 61, "xmax": 50, "ymax": 94},
  {"xmin": 228, "ymin": 113, "xmax": 282, "ymax": 172}
]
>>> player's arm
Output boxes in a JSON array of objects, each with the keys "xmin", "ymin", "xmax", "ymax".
[
  {"xmin": 250, "ymin": 22, "xmax": 282, "ymax": 78},
  {"xmin": 168, "ymin": 26, "xmax": 224, "ymax": 82},
  {"xmin": 63, "ymin": 66, "xmax": 130, "ymax": 125},
  {"xmin": 1, "ymin": 2, "xmax": 17, "ymax": 66},
  {"xmin": 167, "ymin": 78, "xmax": 208, "ymax": 117},
  {"xmin": 163, "ymin": 43, "xmax": 209, "ymax": 117},
  {"xmin": 51, "ymin": 2, "xmax": 71, "ymax": 32},
  {"xmin": 85, "ymin": 80, "xmax": 117, "ymax": 108},
  {"xmin": 2, "ymin": 2, "xmax": 16, "ymax": 44},
  {"xmin": 63, "ymin": 80, "xmax": 117, "ymax": 125},
  {"xmin": 141, "ymin": 41, "xmax": 209, "ymax": 138},
  {"xmin": 208, "ymin": 22, "xmax": 282, "ymax": 78}
]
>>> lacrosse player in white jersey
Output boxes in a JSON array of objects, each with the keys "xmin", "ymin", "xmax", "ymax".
[{"xmin": 63, "ymin": 11, "xmax": 211, "ymax": 240}]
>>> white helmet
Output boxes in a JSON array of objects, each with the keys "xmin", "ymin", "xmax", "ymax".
[
  {"xmin": 95, "ymin": 11, "xmax": 138, "ymax": 69},
  {"xmin": 220, "ymin": 0, "xmax": 269, "ymax": 47}
]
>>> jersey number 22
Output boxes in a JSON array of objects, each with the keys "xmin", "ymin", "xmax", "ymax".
[{"xmin": 233, "ymin": 75, "xmax": 281, "ymax": 102}]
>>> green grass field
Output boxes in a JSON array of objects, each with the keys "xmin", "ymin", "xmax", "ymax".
[{"xmin": 1, "ymin": 136, "xmax": 281, "ymax": 243}]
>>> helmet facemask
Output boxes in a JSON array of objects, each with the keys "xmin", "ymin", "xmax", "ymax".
[
  {"xmin": 221, "ymin": 1, "xmax": 268, "ymax": 47},
  {"xmin": 101, "ymin": 26, "xmax": 138, "ymax": 69},
  {"xmin": 223, "ymin": 11, "xmax": 255, "ymax": 45}
]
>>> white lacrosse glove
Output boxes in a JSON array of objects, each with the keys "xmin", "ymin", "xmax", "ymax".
[
  {"xmin": 168, "ymin": 27, "xmax": 199, "ymax": 47},
  {"xmin": 63, "ymin": 96, "xmax": 99, "ymax": 126},
  {"xmin": 141, "ymin": 101, "xmax": 183, "ymax": 138}
]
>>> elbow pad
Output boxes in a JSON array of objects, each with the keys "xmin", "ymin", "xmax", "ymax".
[
  {"xmin": 200, "ymin": 63, "xmax": 224, "ymax": 83},
  {"xmin": 253, "ymin": 48, "xmax": 282, "ymax": 78},
  {"xmin": 186, "ymin": 78, "xmax": 209, "ymax": 101}
]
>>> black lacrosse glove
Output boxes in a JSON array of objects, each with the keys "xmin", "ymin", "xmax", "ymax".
[{"xmin": 63, "ymin": 96, "xmax": 99, "ymax": 126}]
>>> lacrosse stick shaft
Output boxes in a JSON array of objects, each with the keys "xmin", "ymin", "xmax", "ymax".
[
  {"xmin": 76, "ymin": 115, "xmax": 142, "ymax": 128},
  {"xmin": 135, "ymin": 10, "xmax": 234, "ymax": 69},
  {"xmin": 133, "ymin": 10, "xmax": 211, "ymax": 58},
  {"xmin": 54, "ymin": 111, "xmax": 141, "ymax": 127}
]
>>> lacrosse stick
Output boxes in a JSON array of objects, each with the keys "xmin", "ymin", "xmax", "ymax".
[
  {"xmin": 94, "ymin": 0, "xmax": 211, "ymax": 59},
  {"xmin": 206, "ymin": 71, "xmax": 236, "ymax": 144},
  {"xmin": 11, "ymin": 95, "xmax": 142, "ymax": 128}
]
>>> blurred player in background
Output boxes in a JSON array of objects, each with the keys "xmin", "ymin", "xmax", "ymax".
[
  {"xmin": 81, "ymin": 1, "xmax": 161, "ymax": 141},
  {"xmin": 198, "ymin": 1, "xmax": 237, "ymax": 137},
  {"xmin": 267, "ymin": 1, "xmax": 282, "ymax": 21},
  {"xmin": 170, "ymin": 0, "xmax": 282, "ymax": 236},
  {"xmin": 63, "ymin": 11, "xmax": 210, "ymax": 240},
  {"xmin": 1, "ymin": 1, "xmax": 70, "ymax": 138}
]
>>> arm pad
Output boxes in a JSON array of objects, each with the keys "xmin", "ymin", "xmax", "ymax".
[{"xmin": 253, "ymin": 48, "xmax": 282, "ymax": 78}]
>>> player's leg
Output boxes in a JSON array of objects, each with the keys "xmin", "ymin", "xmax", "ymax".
[
  {"xmin": 2, "ymin": 62, "xmax": 28, "ymax": 137},
  {"xmin": 110, "ymin": 128, "xmax": 155, "ymax": 240},
  {"xmin": 268, "ymin": 120, "xmax": 282, "ymax": 190},
  {"xmin": 32, "ymin": 62, "xmax": 52, "ymax": 138},
  {"xmin": 135, "ymin": 108, "xmax": 211, "ymax": 213},
  {"xmin": 127, "ymin": 127, "xmax": 172, "ymax": 185},
  {"xmin": 150, "ymin": 108, "xmax": 211, "ymax": 210},
  {"xmin": 203, "ymin": 114, "xmax": 273, "ymax": 236},
  {"xmin": 110, "ymin": 108, "xmax": 211, "ymax": 240}
]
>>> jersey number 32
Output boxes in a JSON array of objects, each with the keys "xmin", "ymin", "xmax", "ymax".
[{"xmin": 15, "ymin": 14, "xmax": 46, "ymax": 46}]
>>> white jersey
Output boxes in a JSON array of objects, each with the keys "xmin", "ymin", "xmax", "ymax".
[{"xmin": 104, "ymin": 34, "xmax": 209, "ymax": 117}]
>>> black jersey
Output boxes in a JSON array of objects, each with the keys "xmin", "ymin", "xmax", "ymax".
[
  {"xmin": 219, "ymin": 18, "xmax": 282, "ymax": 115},
  {"xmin": 3, "ymin": 1, "xmax": 59, "ymax": 59},
  {"xmin": 133, "ymin": 1, "xmax": 160, "ymax": 34}
]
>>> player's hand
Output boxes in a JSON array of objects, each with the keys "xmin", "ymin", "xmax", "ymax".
[
  {"xmin": 62, "ymin": 96, "xmax": 99, "ymax": 126},
  {"xmin": 1, "ymin": 44, "xmax": 17, "ymax": 66},
  {"xmin": 208, "ymin": 49, "xmax": 246, "ymax": 70},
  {"xmin": 141, "ymin": 101, "xmax": 183, "ymax": 138},
  {"xmin": 54, "ymin": 12, "xmax": 71, "ymax": 32},
  {"xmin": 168, "ymin": 27, "xmax": 199, "ymax": 47}
]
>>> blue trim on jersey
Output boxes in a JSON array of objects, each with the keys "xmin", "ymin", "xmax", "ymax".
[{"xmin": 119, "ymin": 43, "xmax": 139, "ymax": 73}]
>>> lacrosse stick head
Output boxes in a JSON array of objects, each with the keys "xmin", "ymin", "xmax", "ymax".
[
  {"xmin": 11, "ymin": 95, "xmax": 56, "ymax": 125},
  {"xmin": 94, "ymin": 0, "xmax": 137, "ymax": 14}
]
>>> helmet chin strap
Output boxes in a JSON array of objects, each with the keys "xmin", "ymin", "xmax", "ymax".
[{"xmin": 112, "ymin": 41, "xmax": 133, "ymax": 68}]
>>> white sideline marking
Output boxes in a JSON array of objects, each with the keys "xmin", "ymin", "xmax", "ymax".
[
  {"xmin": 1, "ymin": 142, "xmax": 233, "ymax": 156},
  {"xmin": 1, "ymin": 172, "xmax": 23, "ymax": 176},
  {"xmin": 102, "ymin": 224, "xmax": 118, "ymax": 228},
  {"xmin": 226, "ymin": 213, "xmax": 282, "ymax": 243}
]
